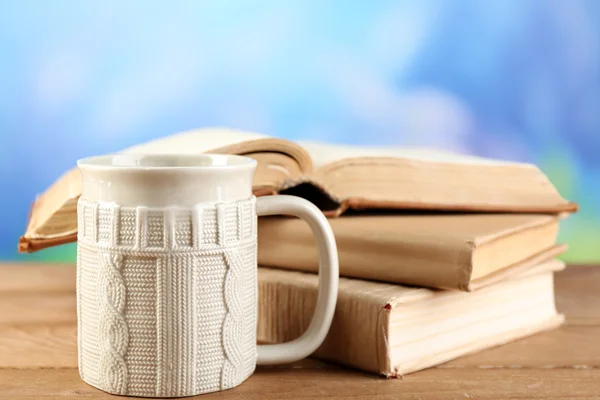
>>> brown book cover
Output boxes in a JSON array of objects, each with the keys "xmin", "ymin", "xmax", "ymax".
[
  {"xmin": 257, "ymin": 259, "xmax": 565, "ymax": 376},
  {"xmin": 258, "ymin": 213, "xmax": 566, "ymax": 290},
  {"xmin": 19, "ymin": 127, "xmax": 576, "ymax": 253}
]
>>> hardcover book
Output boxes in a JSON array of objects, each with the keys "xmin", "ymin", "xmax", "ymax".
[
  {"xmin": 258, "ymin": 213, "xmax": 566, "ymax": 290},
  {"xmin": 257, "ymin": 259, "xmax": 565, "ymax": 376}
]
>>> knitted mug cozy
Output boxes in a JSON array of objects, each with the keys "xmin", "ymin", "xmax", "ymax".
[{"xmin": 77, "ymin": 196, "xmax": 257, "ymax": 397}]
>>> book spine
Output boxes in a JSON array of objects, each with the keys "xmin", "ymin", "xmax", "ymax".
[
  {"xmin": 256, "ymin": 218, "xmax": 467, "ymax": 290},
  {"xmin": 256, "ymin": 270, "xmax": 391, "ymax": 375}
]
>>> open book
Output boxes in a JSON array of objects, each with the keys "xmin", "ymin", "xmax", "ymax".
[{"xmin": 19, "ymin": 127, "xmax": 576, "ymax": 252}]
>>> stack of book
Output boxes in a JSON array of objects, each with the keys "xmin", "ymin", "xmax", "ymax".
[
  {"xmin": 256, "ymin": 215, "xmax": 566, "ymax": 375},
  {"xmin": 19, "ymin": 128, "xmax": 576, "ymax": 377}
]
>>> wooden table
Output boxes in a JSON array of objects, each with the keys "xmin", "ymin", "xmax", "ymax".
[{"xmin": 1, "ymin": 264, "xmax": 599, "ymax": 399}]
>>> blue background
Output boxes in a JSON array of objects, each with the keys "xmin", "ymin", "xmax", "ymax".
[{"xmin": 1, "ymin": 0, "xmax": 599, "ymax": 262}]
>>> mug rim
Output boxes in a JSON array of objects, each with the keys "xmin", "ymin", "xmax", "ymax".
[{"xmin": 77, "ymin": 153, "xmax": 257, "ymax": 171}]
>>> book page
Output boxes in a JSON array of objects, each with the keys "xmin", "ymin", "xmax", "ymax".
[
  {"xmin": 124, "ymin": 127, "xmax": 268, "ymax": 154},
  {"xmin": 297, "ymin": 140, "xmax": 528, "ymax": 170}
]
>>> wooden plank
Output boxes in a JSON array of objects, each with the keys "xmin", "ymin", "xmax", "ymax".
[
  {"xmin": 555, "ymin": 266, "xmax": 600, "ymax": 324},
  {"xmin": 0, "ymin": 293, "xmax": 76, "ymax": 324},
  {"xmin": 441, "ymin": 325, "xmax": 600, "ymax": 369},
  {"xmin": 0, "ymin": 263, "xmax": 595, "ymax": 296},
  {"xmin": 0, "ymin": 323, "xmax": 77, "ymax": 368},
  {"xmin": 0, "ymin": 263, "xmax": 595, "ymax": 300},
  {"xmin": 0, "ymin": 264, "xmax": 75, "ymax": 293},
  {"xmin": 0, "ymin": 264, "xmax": 595, "ymax": 322},
  {"xmin": 1, "ymin": 367, "xmax": 599, "ymax": 400},
  {"xmin": 4, "ymin": 322, "xmax": 600, "ymax": 371}
]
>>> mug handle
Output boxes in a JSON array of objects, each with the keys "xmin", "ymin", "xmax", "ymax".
[{"xmin": 255, "ymin": 195, "xmax": 339, "ymax": 365}]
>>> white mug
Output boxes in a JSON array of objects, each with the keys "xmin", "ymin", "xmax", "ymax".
[{"xmin": 76, "ymin": 153, "xmax": 338, "ymax": 397}]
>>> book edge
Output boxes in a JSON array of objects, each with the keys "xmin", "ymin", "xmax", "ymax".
[
  {"xmin": 468, "ymin": 244, "xmax": 567, "ymax": 291},
  {"xmin": 471, "ymin": 214, "xmax": 558, "ymax": 247},
  {"xmin": 340, "ymin": 197, "xmax": 579, "ymax": 215}
]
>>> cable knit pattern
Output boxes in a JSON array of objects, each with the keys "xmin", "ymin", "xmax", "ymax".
[
  {"xmin": 221, "ymin": 249, "xmax": 246, "ymax": 389},
  {"xmin": 97, "ymin": 252, "xmax": 128, "ymax": 394},
  {"xmin": 77, "ymin": 196, "xmax": 257, "ymax": 397}
]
